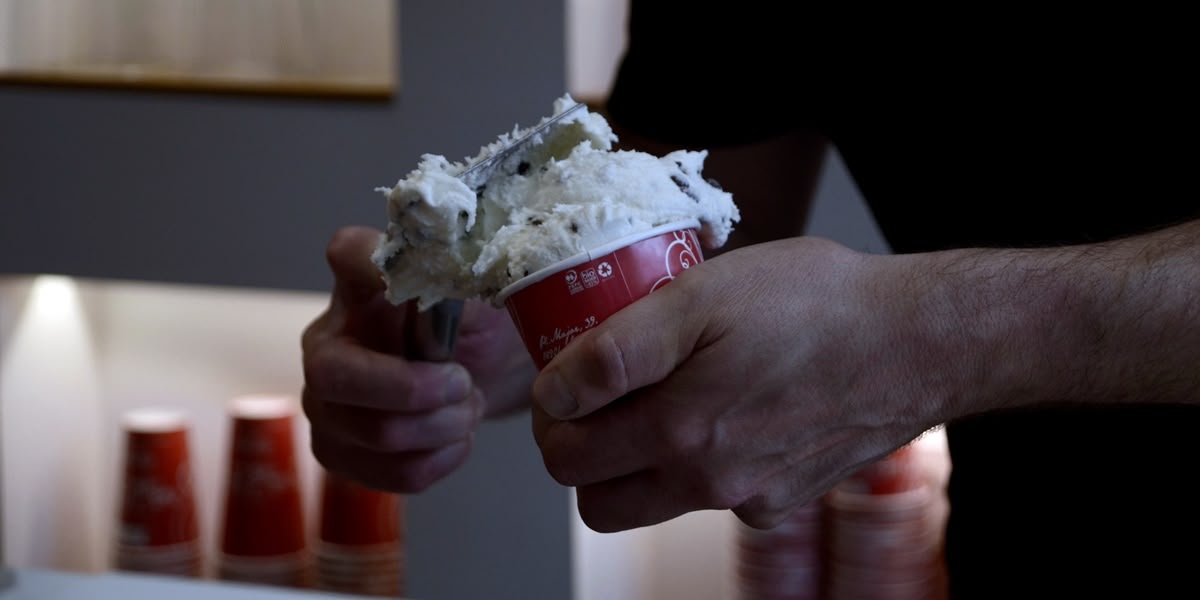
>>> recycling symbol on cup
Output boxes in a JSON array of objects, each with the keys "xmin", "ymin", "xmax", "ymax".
[{"xmin": 597, "ymin": 262, "xmax": 613, "ymax": 278}]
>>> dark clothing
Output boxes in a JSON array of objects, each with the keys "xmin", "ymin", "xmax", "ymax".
[{"xmin": 609, "ymin": 5, "xmax": 1199, "ymax": 597}]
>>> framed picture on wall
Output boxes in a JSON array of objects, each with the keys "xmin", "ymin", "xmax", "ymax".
[{"xmin": 0, "ymin": 0, "xmax": 397, "ymax": 99}]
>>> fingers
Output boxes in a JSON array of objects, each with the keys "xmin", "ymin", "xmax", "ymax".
[
  {"xmin": 304, "ymin": 387, "xmax": 484, "ymax": 452},
  {"xmin": 533, "ymin": 395, "xmax": 668, "ymax": 487},
  {"xmin": 574, "ymin": 470, "xmax": 704, "ymax": 533},
  {"xmin": 565, "ymin": 446, "xmax": 814, "ymax": 533},
  {"xmin": 303, "ymin": 334, "xmax": 473, "ymax": 411},
  {"xmin": 531, "ymin": 285, "xmax": 700, "ymax": 420},
  {"xmin": 312, "ymin": 430, "xmax": 473, "ymax": 494},
  {"xmin": 573, "ymin": 465, "xmax": 759, "ymax": 533},
  {"xmin": 303, "ymin": 227, "xmax": 486, "ymax": 495}
]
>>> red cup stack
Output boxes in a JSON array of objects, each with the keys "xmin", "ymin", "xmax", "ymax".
[
  {"xmin": 735, "ymin": 498, "xmax": 827, "ymax": 600},
  {"xmin": 217, "ymin": 394, "xmax": 310, "ymax": 588},
  {"xmin": 824, "ymin": 444, "xmax": 948, "ymax": 600},
  {"xmin": 314, "ymin": 469, "xmax": 406, "ymax": 597},
  {"xmin": 113, "ymin": 407, "xmax": 202, "ymax": 577}
]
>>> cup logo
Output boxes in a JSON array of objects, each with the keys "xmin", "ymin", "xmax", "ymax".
[
  {"xmin": 650, "ymin": 230, "xmax": 700, "ymax": 292},
  {"xmin": 507, "ymin": 227, "xmax": 705, "ymax": 369},
  {"xmin": 564, "ymin": 269, "xmax": 584, "ymax": 294}
]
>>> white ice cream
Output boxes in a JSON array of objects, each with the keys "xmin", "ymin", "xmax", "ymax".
[{"xmin": 372, "ymin": 95, "xmax": 739, "ymax": 308}]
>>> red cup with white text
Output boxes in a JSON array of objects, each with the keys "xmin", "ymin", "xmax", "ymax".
[
  {"xmin": 114, "ymin": 407, "xmax": 202, "ymax": 578},
  {"xmin": 218, "ymin": 394, "xmax": 310, "ymax": 588},
  {"xmin": 497, "ymin": 219, "xmax": 704, "ymax": 369},
  {"xmin": 314, "ymin": 469, "xmax": 406, "ymax": 597}
]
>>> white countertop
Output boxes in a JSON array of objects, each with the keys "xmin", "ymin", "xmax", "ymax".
[{"xmin": 0, "ymin": 568, "xmax": 414, "ymax": 600}]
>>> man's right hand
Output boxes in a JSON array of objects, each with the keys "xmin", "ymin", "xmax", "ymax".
[{"xmin": 301, "ymin": 226, "xmax": 536, "ymax": 493}]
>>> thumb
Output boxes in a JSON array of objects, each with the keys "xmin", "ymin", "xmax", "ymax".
[
  {"xmin": 327, "ymin": 226, "xmax": 387, "ymax": 310},
  {"xmin": 324, "ymin": 226, "xmax": 413, "ymax": 352},
  {"xmin": 531, "ymin": 286, "xmax": 698, "ymax": 420}
]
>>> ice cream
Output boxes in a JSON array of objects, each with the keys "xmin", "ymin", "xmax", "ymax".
[{"xmin": 371, "ymin": 94, "xmax": 739, "ymax": 309}]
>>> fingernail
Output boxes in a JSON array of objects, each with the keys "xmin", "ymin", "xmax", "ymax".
[
  {"xmin": 442, "ymin": 364, "xmax": 473, "ymax": 404},
  {"xmin": 536, "ymin": 370, "xmax": 578, "ymax": 419}
]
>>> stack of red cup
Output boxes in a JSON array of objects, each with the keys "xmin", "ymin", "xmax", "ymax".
[
  {"xmin": 824, "ymin": 444, "xmax": 948, "ymax": 600},
  {"xmin": 113, "ymin": 407, "xmax": 202, "ymax": 577},
  {"xmin": 735, "ymin": 498, "xmax": 827, "ymax": 600},
  {"xmin": 217, "ymin": 394, "xmax": 310, "ymax": 588},
  {"xmin": 313, "ymin": 469, "xmax": 406, "ymax": 597}
]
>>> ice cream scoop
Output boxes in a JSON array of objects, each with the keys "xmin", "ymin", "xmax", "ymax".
[
  {"xmin": 371, "ymin": 95, "xmax": 739, "ymax": 312},
  {"xmin": 402, "ymin": 103, "xmax": 590, "ymax": 360}
]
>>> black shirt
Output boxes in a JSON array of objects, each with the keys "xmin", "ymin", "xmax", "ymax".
[{"xmin": 608, "ymin": 5, "xmax": 1199, "ymax": 597}]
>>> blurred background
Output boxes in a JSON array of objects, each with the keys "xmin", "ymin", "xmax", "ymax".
[{"xmin": 0, "ymin": 1, "xmax": 932, "ymax": 599}]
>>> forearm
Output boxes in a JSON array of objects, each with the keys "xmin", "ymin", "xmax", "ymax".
[{"xmin": 920, "ymin": 219, "xmax": 1200, "ymax": 420}]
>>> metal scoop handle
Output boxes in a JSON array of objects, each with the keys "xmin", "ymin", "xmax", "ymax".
[
  {"xmin": 408, "ymin": 299, "xmax": 464, "ymax": 362},
  {"xmin": 405, "ymin": 104, "xmax": 586, "ymax": 360},
  {"xmin": 458, "ymin": 102, "xmax": 585, "ymax": 186}
]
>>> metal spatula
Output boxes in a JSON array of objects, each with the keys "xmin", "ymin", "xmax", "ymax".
[
  {"xmin": 457, "ymin": 102, "xmax": 586, "ymax": 189},
  {"xmin": 409, "ymin": 102, "xmax": 586, "ymax": 361},
  {"xmin": 409, "ymin": 299, "xmax": 463, "ymax": 362}
]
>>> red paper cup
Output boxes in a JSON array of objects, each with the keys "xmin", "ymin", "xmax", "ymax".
[
  {"xmin": 114, "ymin": 407, "xmax": 201, "ymax": 576},
  {"xmin": 219, "ymin": 394, "xmax": 308, "ymax": 586},
  {"xmin": 824, "ymin": 486, "xmax": 935, "ymax": 526},
  {"xmin": 318, "ymin": 469, "xmax": 404, "ymax": 546},
  {"xmin": 827, "ymin": 517, "xmax": 943, "ymax": 572},
  {"xmin": 314, "ymin": 469, "xmax": 405, "ymax": 596},
  {"xmin": 827, "ymin": 574, "xmax": 942, "ymax": 600},
  {"xmin": 839, "ymin": 444, "xmax": 925, "ymax": 496},
  {"xmin": 735, "ymin": 497, "xmax": 829, "ymax": 600},
  {"xmin": 497, "ymin": 219, "xmax": 704, "ymax": 369}
]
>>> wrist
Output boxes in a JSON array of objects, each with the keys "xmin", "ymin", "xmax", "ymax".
[
  {"xmin": 911, "ymin": 222, "xmax": 1200, "ymax": 421},
  {"xmin": 897, "ymin": 247, "xmax": 1068, "ymax": 421}
]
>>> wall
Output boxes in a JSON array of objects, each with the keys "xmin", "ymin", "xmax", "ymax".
[
  {"xmin": 0, "ymin": 0, "xmax": 566, "ymax": 295},
  {"xmin": 0, "ymin": 2, "xmax": 572, "ymax": 599}
]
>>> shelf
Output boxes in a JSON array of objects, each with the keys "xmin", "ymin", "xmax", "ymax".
[{"xmin": 0, "ymin": 568, "xmax": 397, "ymax": 600}]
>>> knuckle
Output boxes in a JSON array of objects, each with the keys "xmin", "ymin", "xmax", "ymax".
[
  {"xmin": 536, "ymin": 423, "xmax": 585, "ymax": 486},
  {"xmin": 587, "ymin": 331, "xmax": 630, "ymax": 395},
  {"xmin": 393, "ymin": 460, "xmax": 439, "ymax": 493},
  {"xmin": 325, "ymin": 227, "xmax": 359, "ymax": 265},
  {"xmin": 300, "ymin": 388, "xmax": 320, "ymax": 420},
  {"xmin": 576, "ymin": 493, "xmax": 620, "ymax": 533},
  {"xmin": 309, "ymin": 434, "xmax": 340, "ymax": 472},
  {"xmin": 656, "ymin": 414, "xmax": 709, "ymax": 460},
  {"xmin": 696, "ymin": 469, "xmax": 754, "ymax": 511},
  {"xmin": 735, "ymin": 510, "xmax": 777, "ymax": 530},
  {"xmin": 302, "ymin": 349, "xmax": 343, "ymax": 398},
  {"xmin": 299, "ymin": 314, "xmax": 327, "ymax": 353},
  {"xmin": 732, "ymin": 495, "xmax": 792, "ymax": 530},
  {"xmin": 356, "ymin": 420, "xmax": 394, "ymax": 451},
  {"xmin": 541, "ymin": 451, "xmax": 582, "ymax": 487}
]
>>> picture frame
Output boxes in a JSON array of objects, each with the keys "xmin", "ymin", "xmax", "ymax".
[{"xmin": 0, "ymin": 0, "xmax": 398, "ymax": 99}]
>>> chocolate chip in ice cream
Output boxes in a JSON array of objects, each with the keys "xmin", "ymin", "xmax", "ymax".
[{"xmin": 370, "ymin": 94, "xmax": 740, "ymax": 310}]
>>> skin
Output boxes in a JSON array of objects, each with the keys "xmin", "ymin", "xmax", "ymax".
[
  {"xmin": 301, "ymin": 122, "xmax": 1199, "ymax": 535},
  {"xmin": 301, "ymin": 226, "xmax": 535, "ymax": 492},
  {"xmin": 299, "ymin": 119, "xmax": 826, "ymax": 496},
  {"xmin": 530, "ymin": 219, "xmax": 1200, "ymax": 532}
]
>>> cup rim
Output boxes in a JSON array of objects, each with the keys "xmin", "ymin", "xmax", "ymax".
[
  {"xmin": 122, "ymin": 407, "xmax": 190, "ymax": 433},
  {"xmin": 494, "ymin": 218, "xmax": 701, "ymax": 304},
  {"xmin": 227, "ymin": 393, "xmax": 297, "ymax": 420}
]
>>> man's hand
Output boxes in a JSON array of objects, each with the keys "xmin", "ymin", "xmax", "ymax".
[
  {"xmin": 531, "ymin": 237, "xmax": 945, "ymax": 531},
  {"xmin": 302, "ymin": 227, "xmax": 535, "ymax": 493}
]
